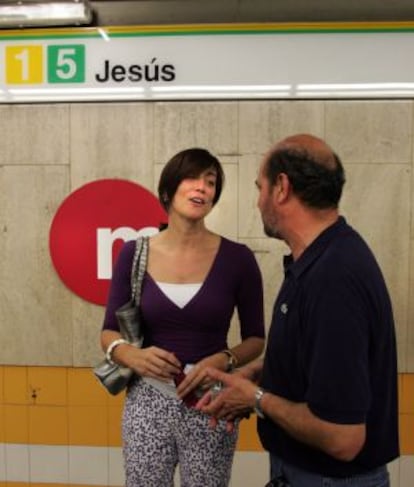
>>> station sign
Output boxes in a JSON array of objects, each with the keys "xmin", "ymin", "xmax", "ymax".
[{"xmin": 1, "ymin": 22, "xmax": 414, "ymax": 102}]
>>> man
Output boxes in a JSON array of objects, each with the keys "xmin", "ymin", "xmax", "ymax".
[{"xmin": 197, "ymin": 134, "xmax": 399, "ymax": 487}]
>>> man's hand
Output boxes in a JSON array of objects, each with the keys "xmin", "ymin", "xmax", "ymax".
[
  {"xmin": 196, "ymin": 367, "xmax": 257, "ymax": 422},
  {"xmin": 175, "ymin": 352, "xmax": 229, "ymax": 400}
]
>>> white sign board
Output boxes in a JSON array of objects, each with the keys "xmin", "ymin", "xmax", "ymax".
[{"xmin": 1, "ymin": 23, "xmax": 414, "ymax": 102}]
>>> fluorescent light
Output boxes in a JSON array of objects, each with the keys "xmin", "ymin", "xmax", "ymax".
[
  {"xmin": 0, "ymin": 1, "xmax": 93, "ymax": 28},
  {"xmin": 1, "ymin": 86, "xmax": 148, "ymax": 102},
  {"xmin": 148, "ymin": 84, "xmax": 293, "ymax": 100},
  {"xmin": 297, "ymin": 82, "xmax": 414, "ymax": 92},
  {"xmin": 151, "ymin": 84, "xmax": 291, "ymax": 93},
  {"xmin": 295, "ymin": 82, "xmax": 414, "ymax": 97}
]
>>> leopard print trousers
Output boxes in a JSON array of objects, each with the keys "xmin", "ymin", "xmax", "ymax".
[{"xmin": 122, "ymin": 378, "xmax": 238, "ymax": 487}]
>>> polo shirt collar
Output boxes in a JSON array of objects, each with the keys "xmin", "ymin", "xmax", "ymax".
[{"xmin": 283, "ymin": 216, "xmax": 347, "ymax": 278}]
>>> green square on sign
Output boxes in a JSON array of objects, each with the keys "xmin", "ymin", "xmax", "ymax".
[{"xmin": 48, "ymin": 44, "xmax": 85, "ymax": 83}]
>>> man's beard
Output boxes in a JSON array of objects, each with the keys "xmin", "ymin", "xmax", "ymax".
[{"xmin": 263, "ymin": 222, "xmax": 282, "ymax": 240}]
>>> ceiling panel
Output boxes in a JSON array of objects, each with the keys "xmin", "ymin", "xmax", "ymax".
[{"xmin": 89, "ymin": 0, "xmax": 414, "ymax": 26}]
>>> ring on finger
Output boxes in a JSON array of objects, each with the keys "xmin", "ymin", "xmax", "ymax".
[{"xmin": 210, "ymin": 381, "xmax": 224, "ymax": 399}]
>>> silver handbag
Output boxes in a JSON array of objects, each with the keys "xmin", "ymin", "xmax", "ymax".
[{"xmin": 93, "ymin": 236, "xmax": 149, "ymax": 395}]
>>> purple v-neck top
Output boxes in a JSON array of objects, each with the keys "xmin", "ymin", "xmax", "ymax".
[{"xmin": 102, "ymin": 237, "xmax": 265, "ymax": 364}]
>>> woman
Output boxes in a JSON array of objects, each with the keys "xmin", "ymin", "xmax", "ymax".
[{"xmin": 100, "ymin": 148, "xmax": 265, "ymax": 487}]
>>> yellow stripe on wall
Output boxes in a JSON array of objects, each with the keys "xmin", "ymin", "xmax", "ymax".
[{"xmin": 0, "ymin": 366, "xmax": 413, "ymax": 453}]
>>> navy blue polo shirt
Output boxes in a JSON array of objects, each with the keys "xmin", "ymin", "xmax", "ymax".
[{"xmin": 258, "ymin": 217, "xmax": 399, "ymax": 477}]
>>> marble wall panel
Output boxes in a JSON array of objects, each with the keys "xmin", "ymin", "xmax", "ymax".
[
  {"xmin": 1, "ymin": 99, "xmax": 413, "ymax": 371},
  {"xmin": 70, "ymin": 103, "xmax": 154, "ymax": 191},
  {"xmin": 340, "ymin": 163, "xmax": 410, "ymax": 372},
  {"xmin": 153, "ymin": 102, "xmax": 238, "ymax": 163},
  {"xmin": 0, "ymin": 165, "xmax": 73, "ymax": 365},
  {"xmin": 205, "ymin": 160, "xmax": 238, "ymax": 239},
  {"xmin": 153, "ymin": 163, "xmax": 163, "ymax": 196},
  {"xmin": 73, "ymin": 299, "xmax": 105, "ymax": 367},
  {"xmin": 406, "ymin": 140, "xmax": 414, "ymax": 372},
  {"xmin": 240, "ymin": 238, "xmax": 288, "ymax": 332},
  {"xmin": 227, "ymin": 237, "xmax": 287, "ymax": 350},
  {"xmin": 238, "ymin": 100, "xmax": 325, "ymax": 155},
  {"xmin": 238, "ymin": 154, "xmax": 263, "ymax": 238},
  {"xmin": 0, "ymin": 104, "xmax": 69, "ymax": 165},
  {"xmin": 407, "ymin": 245, "xmax": 414, "ymax": 371},
  {"xmin": 325, "ymin": 101, "xmax": 412, "ymax": 164}
]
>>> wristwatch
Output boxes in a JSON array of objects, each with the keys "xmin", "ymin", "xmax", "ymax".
[
  {"xmin": 221, "ymin": 349, "xmax": 237, "ymax": 372},
  {"xmin": 254, "ymin": 387, "xmax": 266, "ymax": 419}
]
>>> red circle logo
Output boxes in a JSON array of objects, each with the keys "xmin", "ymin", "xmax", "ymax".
[{"xmin": 49, "ymin": 179, "xmax": 167, "ymax": 305}]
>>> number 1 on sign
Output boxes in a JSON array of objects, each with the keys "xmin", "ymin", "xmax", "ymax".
[{"xmin": 6, "ymin": 45, "xmax": 43, "ymax": 84}]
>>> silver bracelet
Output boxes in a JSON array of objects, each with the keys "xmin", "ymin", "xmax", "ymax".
[{"xmin": 105, "ymin": 338, "xmax": 130, "ymax": 365}]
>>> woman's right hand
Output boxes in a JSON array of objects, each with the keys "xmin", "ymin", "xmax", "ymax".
[{"xmin": 123, "ymin": 345, "xmax": 182, "ymax": 381}]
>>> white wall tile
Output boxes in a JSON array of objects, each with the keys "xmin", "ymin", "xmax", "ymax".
[
  {"xmin": 5, "ymin": 443, "xmax": 29, "ymax": 482},
  {"xmin": 230, "ymin": 451, "xmax": 269, "ymax": 487},
  {"xmin": 69, "ymin": 446, "xmax": 109, "ymax": 485},
  {"xmin": 400, "ymin": 455, "xmax": 414, "ymax": 487},
  {"xmin": 0, "ymin": 443, "xmax": 5, "ymax": 481},
  {"xmin": 29, "ymin": 444, "xmax": 69, "ymax": 483},
  {"xmin": 108, "ymin": 446, "xmax": 125, "ymax": 486},
  {"xmin": 388, "ymin": 457, "xmax": 400, "ymax": 487}
]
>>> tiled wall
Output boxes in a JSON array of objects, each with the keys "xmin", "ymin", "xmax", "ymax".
[
  {"xmin": 0, "ymin": 99, "xmax": 413, "ymax": 485},
  {"xmin": 0, "ymin": 366, "xmax": 413, "ymax": 487}
]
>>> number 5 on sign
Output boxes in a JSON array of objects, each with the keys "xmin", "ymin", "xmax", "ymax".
[
  {"xmin": 48, "ymin": 45, "xmax": 85, "ymax": 83},
  {"xmin": 6, "ymin": 45, "xmax": 43, "ymax": 84}
]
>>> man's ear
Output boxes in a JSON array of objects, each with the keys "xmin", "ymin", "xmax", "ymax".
[{"xmin": 274, "ymin": 173, "xmax": 290, "ymax": 203}]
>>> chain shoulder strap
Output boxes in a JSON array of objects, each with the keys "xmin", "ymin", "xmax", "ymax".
[{"xmin": 130, "ymin": 236, "xmax": 149, "ymax": 306}]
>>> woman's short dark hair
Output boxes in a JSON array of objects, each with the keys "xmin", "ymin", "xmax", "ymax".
[
  {"xmin": 265, "ymin": 147, "xmax": 346, "ymax": 209},
  {"xmin": 158, "ymin": 148, "xmax": 225, "ymax": 211}
]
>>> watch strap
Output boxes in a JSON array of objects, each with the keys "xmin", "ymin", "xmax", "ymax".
[
  {"xmin": 221, "ymin": 349, "xmax": 238, "ymax": 372},
  {"xmin": 254, "ymin": 387, "xmax": 266, "ymax": 418}
]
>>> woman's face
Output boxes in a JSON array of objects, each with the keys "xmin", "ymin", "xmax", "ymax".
[{"xmin": 170, "ymin": 168, "xmax": 217, "ymax": 220}]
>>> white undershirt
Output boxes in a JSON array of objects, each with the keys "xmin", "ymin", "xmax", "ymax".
[{"xmin": 156, "ymin": 281, "xmax": 202, "ymax": 308}]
